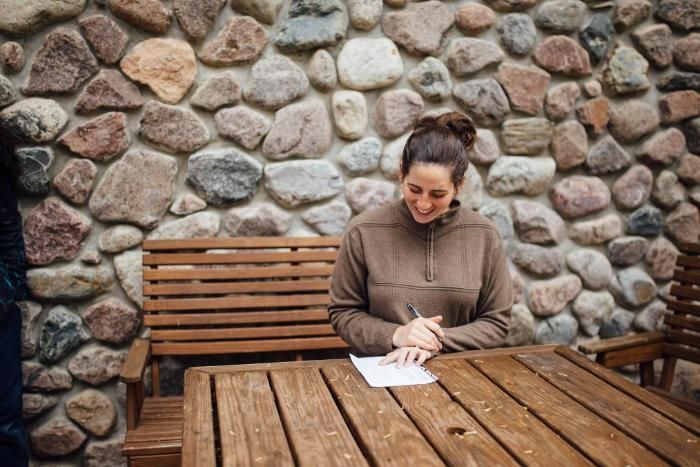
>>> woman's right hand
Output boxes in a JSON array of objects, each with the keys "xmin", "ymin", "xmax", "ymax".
[{"xmin": 392, "ymin": 316, "xmax": 444, "ymax": 352}]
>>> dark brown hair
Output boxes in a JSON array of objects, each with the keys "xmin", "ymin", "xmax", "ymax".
[
  {"xmin": 0, "ymin": 121, "xmax": 20, "ymax": 179},
  {"xmin": 400, "ymin": 112, "xmax": 477, "ymax": 188}
]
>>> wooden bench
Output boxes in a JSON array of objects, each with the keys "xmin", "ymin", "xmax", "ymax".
[
  {"xmin": 579, "ymin": 241, "xmax": 700, "ymax": 417},
  {"xmin": 120, "ymin": 236, "xmax": 348, "ymax": 467}
]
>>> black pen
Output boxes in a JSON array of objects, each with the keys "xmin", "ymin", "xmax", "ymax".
[{"xmin": 406, "ymin": 303, "xmax": 444, "ymax": 342}]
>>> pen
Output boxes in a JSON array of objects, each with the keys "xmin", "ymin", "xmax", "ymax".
[{"xmin": 406, "ymin": 303, "xmax": 444, "ymax": 343}]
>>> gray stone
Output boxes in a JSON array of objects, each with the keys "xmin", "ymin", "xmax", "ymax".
[
  {"xmin": 215, "ymin": 106, "xmax": 272, "ymax": 150},
  {"xmin": 479, "ymin": 201, "xmax": 515, "ymax": 244},
  {"xmin": 569, "ymin": 214, "xmax": 623, "ymax": 245},
  {"xmin": 566, "ymin": 249, "xmax": 613, "ymax": 289},
  {"xmin": 380, "ymin": 133, "xmax": 409, "ymax": 180},
  {"xmin": 685, "ymin": 117, "xmax": 700, "ymax": 154},
  {"xmin": 535, "ymin": 314, "xmax": 579, "ymax": 345},
  {"xmin": 452, "ymin": 79, "xmax": 510, "ymax": 127},
  {"xmin": 262, "ymin": 100, "xmax": 332, "ymax": 160},
  {"xmin": 373, "ymin": 90, "xmax": 424, "ymax": 139},
  {"xmin": 634, "ymin": 300, "xmax": 666, "ymax": 331},
  {"xmin": 381, "ymin": 1, "xmax": 454, "ymax": 56},
  {"xmin": 337, "ymin": 38, "xmax": 404, "ymax": 91},
  {"xmin": 511, "ymin": 267, "xmax": 525, "ymax": 304},
  {"xmin": 614, "ymin": 0, "xmax": 651, "ymax": 30},
  {"xmin": 348, "ymin": 0, "xmax": 382, "ymax": 31},
  {"xmin": 645, "ymin": 236, "xmax": 679, "ymax": 281},
  {"xmin": 302, "ymin": 201, "xmax": 352, "ymax": 235},
  {"xmin": 609, "ymin": 101, "xmax": 659, "ymax": 144},
  {"xmin": 510, "ymin": 243, "xmax": 562, "ymax": 277},
  {"xmin": 344, "ymin": 178, "xmax": 396, "ymax": 213},
  {"xmin": 486, "ymin": 156, "xmax": 556, "ymax": 196},
  {"xmin": 65, "ymin": 389, "xmax": 116, "ymax": 437},
  {"xmin": 544, "ymin": 82, "xmax": 581, "ymax": 121},
  {"xmin": 109, "ymin": 0, "xmax": 172, "ymax": 33},
  {"xmin": 58, "ymin": 112, "xmax": 130, "ymax": 161},
  {"xmin": 0, "ymin": 0, "xmax": 86, "ymax": 37},
  {"xmin": 601, "ymin": 45, "xmax": 651, "ymax": 96},
  {"xmin": 84, "ymin": 439, "xmax": 127, "ymax": 467},
  {"xmin": 468, "ymin": 129, "xmax": 500, "ymax": 166},
  {"xmin": 654, "ymin": 0, "xmax": 700, "ymax": 31},
  {"xmin": 0, "ymin": 73, "xmax": 15, "ymax": 108},
  {"xmin": 665, "ymin": 202, "xmax": 700, "ymax": 243},
  {"xmin": 173, "ymin": 0, "xmax": 226, "ymax": 42},
  {"xmin": 607, "ymin": 236, "xmax": 648, "ymax": 266},
  {"xmin": 74, "ymin": 70, "xmax": 144, "ymax": 115},
  {"xmin": 68, "ymin": 346, "xmax": 127, "ymax": 386},
  {"xmin": 187, "ymin": 149, "xmax": 263, "ymax": 206},
  {"xmin": 0, "ymin": 42, "xmax": 24, "ymax": 75},
  {"xmin": 583, "ymin": 80, "xmax": 603, "ymax": 97},
  {"xmin": 27, "ymin": 265, "xmax": 113, "ymax": 301},
  {"xmin": 170, "ymin": 193, "xmax": 207, "ymax": 216},
  {"xmin": 637, "ymin": 128, "xmax": 686, "ymax": 166},
  {"xmin": 148, "ymin": 212, "xmax": 220, "ymax": 240},
  {"xmin": 22, "ymin": 361, "xmax": 72, "ymax": 392},
  {"xmin": 30, "ymin": 418, "xmax": 86, "ymax": 457},
  {"xmin": 610, "ymin": 267, "xmax": 657, "ymax": 307},
  {"xmin": 231, "ymin": 0, "xmax": 284, "ymax": 24},
  {"xmin": 459, "ymin": 165, "xmax": 484, "ymax": 211},
  {"xmin": 23, "ymin": 393, "xmax": 59, "ymax": 420},
  {"xmin": 657, "ymin": 71, "xmax": 700, "ymax": 92},
  {"xmin": 580, "ymin": 14, "xmax": 614, "ymax": 64},
  {"xmin": 496, "ymin": 14, "xmax": 537, "ymax": 56},
  {"xmin": 198, "ymin": 16, "xmax": 267, "ymax": 66},
  {"xmin": 332, "ymin": 91, "xmax": 367, "ymax": 140},
  {"xmin": 191, "ymin": 72, "xmax": 241, "ymax": 112},
  {"xmin": 484, "ymin": 0, "xmax": 537, "ymax": 11},
  {"xmin": 631, "ymin": 24, "xmax": 673, "ymax": 68},
  {"xmin": 0, "ymin": 98, "xmax": 68, "ymax": 143},
  {"xmin": 572, "ymin": 290, "xmax": 615, "ymax": 335},
  {"xmin": 39, "ymin": 306, "xmax": 90, "ymax": 363},
  {"xmin": 527, "ymin": 274, "xmax": 582, "ymax": 317},
  {"xmin": 408, "ymin": 57, "xmax": 452, "ymax": 102},
  {"xmin": 626, "ymin": 205, "xmax": 664, "ymax": 236},
  {"xmin": 511, "ymin": 200, "xmax": 566, "ymax": 245},
  {"xmin": 23, "ymin": 197, "xmax": 91, "ymax": 266},
  {"xmin": 535, "ymin": 0, "xmax": 586, "ymax": 33},
  {"xmin": 80, "ymin": 249, "xmax": 102, "ymax": 266},
  {"xmin": 550, "ymin": 175, "xmax": 610, "ymax": 219},
  {"xmin": 243, "ymin": 55, "xmax": 309, "ymax": 110},
  {"xmin": 83, "ymin": 298, "xmax": 140, "ymax": 345},
  {"xmin": 599, "ymin": 308, "xmax": 636, "ymax": 338},
  {"xmin": 274, "ymin": 0, "xmax": 348, "ymax": 53},
  {"xmin": 90, "ymin": 150, "xmax": 178, "ymax": 229},
  {"xmin": 16, "ymin": 147, "xmax": 53, "ymax": 196},
  {"xmin": 652, "ymin": 170, "xmax": 685, "ymax": 210},
  {"xmin": 19, "ymin": 301, "xmax": 42, "ymax": 359},
  {"xmin": 447, "ymin": 38, "xmax": 505, "ymax": 76},
  {"xmin": 505, "ymin": 304, "xmax": 535, "ymax": 346},
  {"xmin": 79, "ymin": 14, "xmax": 129, "ymax": 65},
  {"xmin": 114, "ymin": 250, "xmax": 143, "ymax": 306},
  {"xmin": 98, "ymin": 225, "xmax": 143, "ymax": 254},
  {"xmin": 338, "ymin": 137, "xmax": 381, "ymax": 175},
  {"xmin": 533, "ymin": 35, "xmax": 592, "ymax": 77},
  {"xmin": 22, "ymin": 28, "xmax": 98, "ymax": 96},
  {"xmin": 586, "ymin": 136, "xmax": 632, "ymax": 175},
  {"xmin": 612, "ymin": 165, "xmax": 653, "ymax": 211},
  {"xmin": 550, "ymin": 120, "xmax": 587, "ymax": 171},
  {"xmin": 223, "ymin": 203, "xmax": 292, "ymax": 236},
  {"xmin": 307, "ymin": 49, "xmax": 338, "ymax": 92},
  {"xmin": 264, "ymin": 160, "xmax": 343, "ymax": 208},
  {"xmin": 139, "ymin": 101, "xmax": 209, "ymax": 154},
  {"xmin": 500, "ymin": 118, "xmax": 552, "ymax": 155}
]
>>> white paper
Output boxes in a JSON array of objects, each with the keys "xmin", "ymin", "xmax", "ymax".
[{"xmin": 350, "ymin": 354, "xmax": 438, "ymax": 388}]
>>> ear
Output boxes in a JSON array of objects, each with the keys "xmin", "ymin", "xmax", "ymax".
[{"xmin": 454, "ymin": 178, "xmax": 466, "ymax": 196}]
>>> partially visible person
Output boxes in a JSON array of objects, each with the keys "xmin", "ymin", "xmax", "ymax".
[
  {"xmin": 329, "ymin": 112, "xmax": 512, "ymax": 368},
  {"xmin": 0, "ymin": 122, "xmax": 29, "ymax": 467}
]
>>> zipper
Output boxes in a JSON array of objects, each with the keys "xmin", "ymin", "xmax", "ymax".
[{"xmin": 427, "ymin": 223, "xmax": 435, "ymax": 281}]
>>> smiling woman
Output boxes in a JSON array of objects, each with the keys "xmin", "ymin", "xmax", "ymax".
[{"xmin": 329, "ymin": 112, "xmax": 513, "ymax": 368}]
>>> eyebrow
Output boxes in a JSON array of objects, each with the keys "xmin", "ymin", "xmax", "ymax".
[{"xmin": 407, "ymin": 183, "xmax": 448, "ymax": 194}]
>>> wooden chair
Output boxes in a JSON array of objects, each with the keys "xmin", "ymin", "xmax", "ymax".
[
  {"xmin": 579, "ymin": 241, "xmax": 700, "ymax": 417},
  {"xmin": 120, "ymin": 236, "xmax": 348, "ymax": 467}
]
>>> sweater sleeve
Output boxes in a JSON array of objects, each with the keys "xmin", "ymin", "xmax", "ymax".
[
  {"xmin": 328, "ymin": 226, "xmax": 400, "ymax": 356},
  {"xmin": 442, "ymin": 233, "xmax": 512, "ymax": 351}
]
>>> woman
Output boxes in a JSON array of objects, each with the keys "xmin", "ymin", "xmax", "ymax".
[
  {"xmin": 0, "ymin": 122, "xmax": 29, "ymax": 467},
  {"xmin": 329, "ymin": 112, "xmax": 512, "ymax": 368}
]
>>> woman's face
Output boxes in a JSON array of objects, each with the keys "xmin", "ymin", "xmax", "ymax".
[{"xmin": 400, "ymin": 163, "xmax": 460, "ymax": 224}]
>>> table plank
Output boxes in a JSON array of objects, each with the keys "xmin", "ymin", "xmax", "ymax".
[
  {"xmin": 269, "ymin": 368, "xmax": 367, "ymax": 466},
  {"xmin": 429, "ymin": 358, "xmax": 592, "ymax": 467},
  {"xmin": 471, "ymin": 355, "xmax": 666, "ymax": 466},
  {"xmin": 215, "ymin": 372, "xmax": 294, "ymax": 466},
  {"xmin": 181, "ymin": 370, "xmax": 216, "ymax": 467},
  {"xmin": 556, "ymin": 346, "xmax": 700, "ymax": 436},
  {"xmin": 388, "ymin": 376, "xmax": 519, "ymax": 466},
  {"xmin": 516, "ymin": 351, "xmax": 700, "ymax": 465},
  {"xmin": 322, "ymin": 364, "xmax": 445, "ymax": 467}
]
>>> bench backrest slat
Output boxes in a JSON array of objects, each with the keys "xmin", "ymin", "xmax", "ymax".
[{"xmin": 662, "ymin": 247, "xmax": 700, "ymax": 365}]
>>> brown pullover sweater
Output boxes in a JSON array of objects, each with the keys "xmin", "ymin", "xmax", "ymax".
[{"xmin": 328, "ymin": 199, "xmax": 513, "ymax": 357}]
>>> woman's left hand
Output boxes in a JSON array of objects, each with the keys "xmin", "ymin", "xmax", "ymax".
[{"xmin": 379, "ymin": 346, "xmax": 434, "ymax": 368}]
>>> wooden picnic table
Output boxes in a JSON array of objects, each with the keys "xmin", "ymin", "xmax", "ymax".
[{"xmin": 181, "ymin": 344, "xmax": 700, "ymax": 466}]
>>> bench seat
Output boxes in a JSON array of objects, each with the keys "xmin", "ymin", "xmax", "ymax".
[{"xmin": 122, "ymin": 396, "xmax": 183, "ymax": 466}]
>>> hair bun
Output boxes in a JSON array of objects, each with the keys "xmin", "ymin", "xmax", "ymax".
[{"xmin": 436, "ymin": 112, "xmax": 476, "ymax": 150}]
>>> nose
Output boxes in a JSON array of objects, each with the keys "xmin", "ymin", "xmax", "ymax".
[{"xmin": 416, "ymin": 197, "xmax": 432, "ymax": 210}]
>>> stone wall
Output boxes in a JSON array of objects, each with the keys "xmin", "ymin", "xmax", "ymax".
[{"xmin": 1, "ymin": 0, "xmax": 699, "ymax": 465}]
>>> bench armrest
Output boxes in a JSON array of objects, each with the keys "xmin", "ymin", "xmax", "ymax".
[
  {"xmin": 578, "ymin": 331, "xmax": 664, "ymax": 355},
  {"xmin": 120, "ymin": 338, "xmax": 151, "ymax": 383}
]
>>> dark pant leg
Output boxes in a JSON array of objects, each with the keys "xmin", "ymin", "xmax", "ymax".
[{"xmin": 0, "ymin": 304, "xmax": 29, "ymax": 467}]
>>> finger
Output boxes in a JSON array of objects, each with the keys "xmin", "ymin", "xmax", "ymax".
[
  {"xmin": 396, "ymin": 348, "xmax": 410, "ymax": 368},
  {"xmin": 406, "ymin": 333, "xmax": 437, "ymax": 351},
  {"xmin": 379, "ymin": 349, "xmax": 399, "ymax": 365},
  {"xmin": 424, "ymin": 317, "xmax": 446, "ymax": 341},
  {"xmin": 415, "ymin": 328, "xmax": 441, "ymax": 351},
  {"xmin": 416, "ymin": 350, "xmax": 430, "ymax": 366}
]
